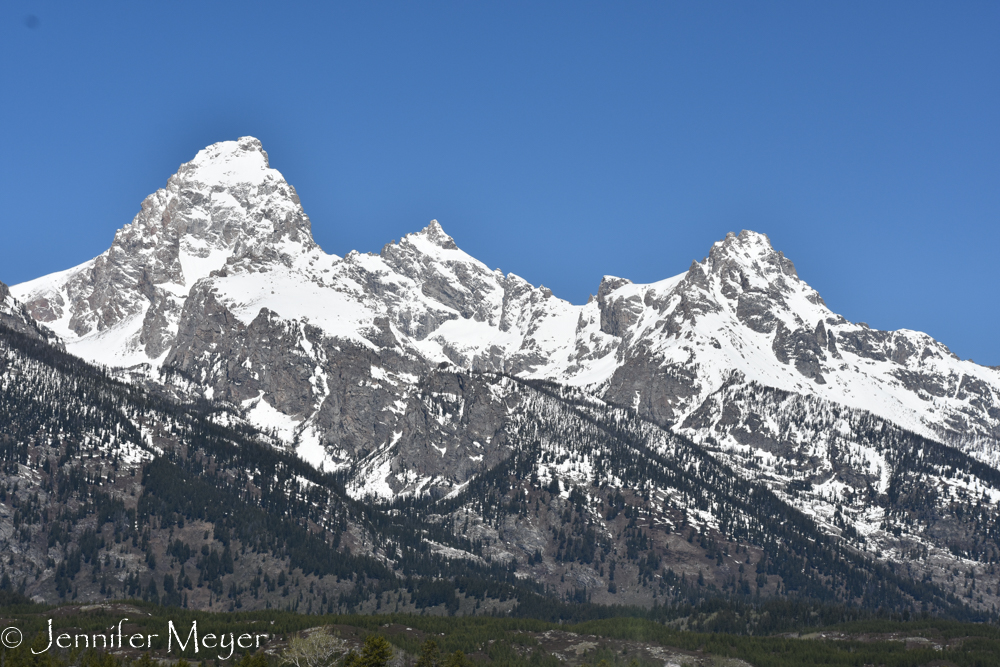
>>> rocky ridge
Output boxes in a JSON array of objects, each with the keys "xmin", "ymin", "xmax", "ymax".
[
  {"xmin": 4, "ymin": 321, "xmax": 994, "ymax": 615},
  {"xmin": 12, "ymin": 138, "xmax": 1000, "ymax": 498},
  {"xmin": 4, "ymin": 137, "xmax": 1000, "ymax": 615},
  {"xmin": 0, "ymin": 279, "xmax": 62, "ymax": 347}
]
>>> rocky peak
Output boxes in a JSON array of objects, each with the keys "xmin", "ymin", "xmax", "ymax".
[
  {"xmin": 374, "ymin": 220, "xmax": 507, "ymax": 325},
  {"xmin": 177, "ymin": 136, "xmax": 273, "ymax": 186},
  {"xmin": 595, "ymin": 276, "xmax": 637, "ymax": 337},
  {"xmin": 159, "ymin": 136, "xmax": 314, "ymax": 251},
  {"xmin": 11, "ymin": 136, "xmax": 315, "ymax": 362},
  {"xmin": 107, "ymin": 136, "xmax": 315, "ymax": 276},
  {"xmin": 707, "ymin": 230, "xmax": 799, "ymax": 282},
  {"xmin": 380, "ymin": 220, "xmax": 464, "ymax": 264},
  {"xmin": 597, "ymin": 276, "xmax": 632, "ymax": 302},
  {"xmin": 12, "ymin": 133, "xmax": 1000, "ymax": 478},
  {"xmin": 686, "ymin": 230, "xmax": 827, "ymax": 334},
  {"xmin": 408, "ymin": 219, "xmax": 459, "ymax": 251}
]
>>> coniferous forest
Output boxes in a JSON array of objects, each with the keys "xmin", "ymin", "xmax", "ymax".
[{"xmin": 4, "ymin": 313, "xmax": 1000, "ymax": 666}]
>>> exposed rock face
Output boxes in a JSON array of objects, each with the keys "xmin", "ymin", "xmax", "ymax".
[
  {"xmin": 13, "ymin": 321, "xmax": 1000, "ymax": 616},
  {"xmin": 348, "ymin": 372, "xmax": 523, "ymax": 498},
  {"xmin": 595, "ymin": 230, "xmax": 1000, "ymax": 444},
  {"xmin": 677, "ymin": 376, "xmax": 1000, "ymax": 583},
  {"xmin": 0, "ymin": 280, "xmax": 62, "ymax": 347},
  {"xmin": 7, "ymin": 138, "xmax": 1000, "ymax": 616},
  {"xmin": 11, "ymin": 139, "xmax": 1000, "ymax": 497},
  {"xmin": 15, "ymin": 137, "xmax": 314, "ymax": 366}
]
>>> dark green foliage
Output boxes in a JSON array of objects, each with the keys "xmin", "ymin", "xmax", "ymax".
[
  {"xmin": 416, "ymin": 639, "xmax": 440, "ymax": 667},
  {"xmin": 3, "ymin": 604, "xmax": 1000, "ymax": 667},
  {"xmin": 410, "ymin": 578, "xmax": 460, "ymax": 613}
]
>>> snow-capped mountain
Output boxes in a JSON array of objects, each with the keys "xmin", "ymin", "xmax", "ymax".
[
  {"xmin": 5, "ymin": 137, "xmax": 1000, "ymax": 615},
  {"xmin": 13, "ymin": 137, "xmax": 999, "ymax": 485},
  {"xmin": 13, "ymin": 137, "xmax": 314, "ymax": 365},
  {"xmin": 6, "ymin": 318, "xmax": 986, "ymax": 615},
  {"xmin": 595, "ymin": 230, "xmax": 1000, "ymax": 446}
]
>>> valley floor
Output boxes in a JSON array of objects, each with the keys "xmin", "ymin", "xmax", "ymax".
[{"xmin": 2, "ymin": 602, "xmax": 1000, "ymax": 667}]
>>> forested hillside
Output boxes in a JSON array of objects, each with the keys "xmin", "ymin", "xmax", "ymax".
[{"xmin": 2, "ymin": 319, "xmax": 995, "ymax": 625}]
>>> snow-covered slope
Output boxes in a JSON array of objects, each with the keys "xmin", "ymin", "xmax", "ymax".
[
  {"xmin": 0, "ymin": 279, "xmax": 62, "ymax": 346},
  {"xmin": 592, "ymin": 230, "xmax": 1000, "ymax": 447},
  {"xmin": 8, "ymin": 137, "xmax": 1000, "ymax": 615},
  {"xmin": 12, "ymin": 137, "xmax": 1000, "ymax": 481},
  {"xmin": 13, "ymin": 137, "xmax": 315, "ymax": 367},
  {"xmin": 679, "ymin": 377, "xmax": 1000, "ymax": 577}
]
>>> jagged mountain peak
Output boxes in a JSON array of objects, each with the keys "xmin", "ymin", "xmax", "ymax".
[
  {"xmin": 11, "ymin": 137, "xmax": 315, "ymax": 363},
  {"xmin": 10, "ymin": 136, "xmax": 1000, "ymax": 481},
  {"xmin": 410, "ymin": 219, "xmax": 459, "ymax": 250},
  {"xmin": 179, "ymin": 135, "xmax": 272, "ymax": 184},
  {"xmin": 5, "ymin": 147, "xmax": 1000, "ymax": 617},
  {"xmin": 705, "ymin": 229, "xmax": 799, "ymax": 282},
  {"xmin": 590, "ymin": 229, "xmax": 1000, "ymax": 447},
  {"xmin": 119, "ymin": 135, "xmax": 315, "ymax": 255},
  {"xmin": 165, "ymin": 135, "xmax": 314, "ymax": 248},
  {"xmin": 597, "ymin": 276, "xmax": 633, "ymax": 301},
  {"xmin": 380, "ymin": 220, "xmax": 471, "ymax": 263}
]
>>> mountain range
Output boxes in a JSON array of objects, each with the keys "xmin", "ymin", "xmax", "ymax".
[{"xmin": 2, "ymin": 137, "xmax": 999, "ymax": 621}]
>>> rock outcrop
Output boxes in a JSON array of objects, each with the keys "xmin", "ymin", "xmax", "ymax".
[
  {"xmin": 0, "ymin": 279, "xmax": 62, "ymax": 347},
  {"xmin": 11, "ymin": 139, "xmax": 1000, "ymax": 497}
]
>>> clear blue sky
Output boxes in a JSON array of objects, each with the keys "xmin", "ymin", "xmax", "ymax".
[{"xmin": 2, "ymin": 2, "xmax": 998, "ymax": 364}]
